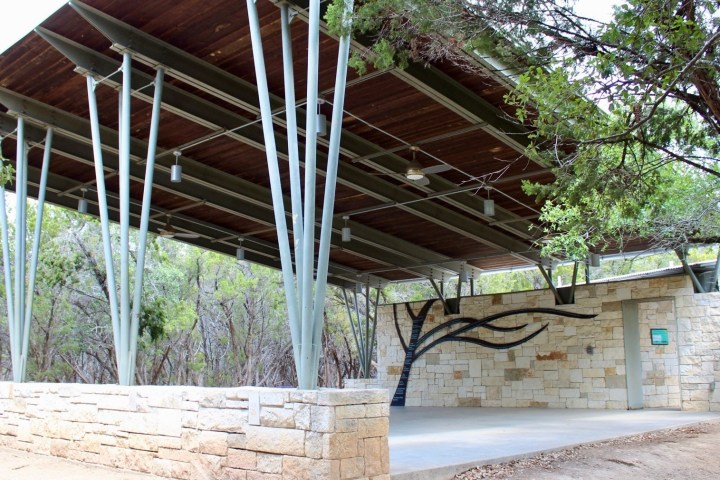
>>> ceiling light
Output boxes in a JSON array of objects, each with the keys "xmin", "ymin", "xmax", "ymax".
[
  {"xmin": 483, "ymin": 186, "xmax": 495, "ymax": 217},
  {"xmin": 405, "ymin": 146, "xmax": 424, "ymax": 180},
  {"xmin": 236, "ymin": 238, "xmax": 245, "ymax": 260},
  {"xmin": 341, "ymin": 215, "xmax": 351, "ymax": 242},
  {"xmin": 171, "ymin": 150, "xmax": 182, "ymax": 183},
  {"xmin": 317, "ymin": 100, "xmax": 327, "ymax": 137},
  {"xmin": 405, "ymin": 161, "xmax": 425, "ymax": 181},
  {"xmin": 77, "ymin": 187, "xmax": 88, "ymax": 214},
  {"xmin": 459, "ymin": 264, "xmax": 469, "ymax": 283}
]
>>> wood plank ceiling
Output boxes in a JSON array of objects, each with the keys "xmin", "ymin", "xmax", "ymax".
[{"xmin": 0, "ymin": 0, "xmax": 556, "ymax": 288}]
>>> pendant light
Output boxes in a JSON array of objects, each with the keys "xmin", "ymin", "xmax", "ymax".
[
  {"xmin": 171, "ymin": 150, "xmax": 183, "ymax": 183},
  {"xmin": 77, "ymin": 187, "xmax": 88, "ymax": 213},
  {"xmin": 459, "ymin": 263, "xmax": 469, "ymax": 284},
  {"xmin": 317, "ymin": 100, "xmax": 327, "ymax": 137},
  {"xmin": 341, "ymin": 215, "xmax": 351, "ymax": 242},
  {"xmin": 405, "ymin": 146, "xmax": 424, "ymax": 181},
  {"xmin": 483, "ymin": 186, "xmax": 495, "ymax": 217},
  {"xmin": 236, "ymin": 238, "xmax": 245, "ymax": 260}
]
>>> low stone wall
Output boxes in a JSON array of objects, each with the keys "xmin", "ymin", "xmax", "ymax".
[
  {"xmin": 0, "ymin": 383, "xmax": 389, "ymax": 479},
  {"xmin": 368, "ymin": 275, "xmax": 720, "ymax": 411}
]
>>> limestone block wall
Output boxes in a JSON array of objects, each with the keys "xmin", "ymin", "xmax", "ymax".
[
  {"xmin": 0, "ymin": 383, "xmax": 390, "ymax": 479},
  {"xmin": 366, "ymin": 275, "xmax": 719, "ymax": 411}
]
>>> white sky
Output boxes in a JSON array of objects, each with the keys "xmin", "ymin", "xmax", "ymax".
[
  {"xmin": 0, "ymin": 1, "xmax": 620, "ymax": 55},
  {"xmin": 0, "ymin": 0, "xmax": 67, "ymax": 54}
]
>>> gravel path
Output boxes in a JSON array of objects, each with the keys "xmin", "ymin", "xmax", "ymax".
[{"xmin": 456, "ymin": 419, "xmax": 720, "ymax": 479}]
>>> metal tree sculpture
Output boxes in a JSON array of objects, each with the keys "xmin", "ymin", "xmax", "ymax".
[{"xmin": 391, "ymin": 300, "xmax": 597, "ymax": 406}]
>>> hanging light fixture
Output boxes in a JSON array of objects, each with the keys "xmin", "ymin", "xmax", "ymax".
[
  {"xmin": 171, "ymin": 150, "xmax": 183, "ymax": 183},
  {"xmin": 317, "ymin": 100, "xmax": 327, "ymax": 137},
  {"xmin": 483, "ymin": 186, "xmax": 495, "ymax": 217},
  {"xmin": 341, "ymin": 215, "xmax": 352, "ymax": 242},
  {"xmin": 588, "ymin": 253, "xmax": 601, "ymax": 267},
  {"xmin": 236, "ymin": 238, "xmax": 245, "ymax": 260},
  {"xmin": 459, "ymin": 263, "xmax": 469, "ymax": 283},
  {"xmin": 405, "ymin": 146, "xmax": 424, "ymax": 181},
  {"xmin": 77, "ymin": 187, "xmax": 88, "ymax": 213}
]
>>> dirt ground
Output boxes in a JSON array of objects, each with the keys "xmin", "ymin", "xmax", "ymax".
[{"xmin": 456, "ymin": 419, "xmax": 720, "ymax": 480}]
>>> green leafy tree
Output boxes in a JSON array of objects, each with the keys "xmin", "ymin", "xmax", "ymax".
[{"xmin": 330, "ymin": 0, "xmax": 720, "ymax": 262}]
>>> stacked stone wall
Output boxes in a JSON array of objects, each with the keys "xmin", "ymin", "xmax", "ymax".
[
  {"xmin": 364, "ymin": 275, "xmax": 719, "ymax": 411},
  {"xmin": 0, "ymin": 383, "xmax": 389, "ymax": 479}
]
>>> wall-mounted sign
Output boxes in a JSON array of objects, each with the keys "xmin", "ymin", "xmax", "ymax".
[{"xmin": 650, "ymin": 328, "xmax": 669, "ymax": 345}]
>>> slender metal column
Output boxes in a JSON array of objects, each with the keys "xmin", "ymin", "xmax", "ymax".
[
  {"xmin": 0, "ymin": 188, "xmax": 16, "ymax": 378},
  {"xmin": 280, "ymin": 4, "xmax": 304, "ymax": 288},
  {"xmin": 87, "ymin": 76, "xmax": 122, "ymax": 368},
  {"xmin": 13, "ymin": 117, "xmax": 27, "ymax": 382},
  {"xmin": 20, "ymin": 128, "xmax": 53, "ymax": 378},
  {"xmin": 341, "ymin": 282, "xmax": 378, "ymax": 379},
  {"xmin": 309, "ymin": 0, "xmax": 355, "ymax": 383},
  {"xmin": 342, "ymin": 287, "xmax": 365, "ymax": 371},
  {"xmin": 118, "ymin": 51, "xmax": 133, "ymax": 384},
  {"xmin": 128, "ymin": 68, "xmax": 164, "ymax": 384},
  {"xmin": 298, "ymin": 0, "xmax": 323, "ymax": 389},
  {"xmin": 246, "ymin": 0, "xmax": 302, "ymax": 371}
]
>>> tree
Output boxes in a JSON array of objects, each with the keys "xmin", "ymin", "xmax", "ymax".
[{"xmin": 330, "ymin": 0, "xmax": 720, "ymax": 263}]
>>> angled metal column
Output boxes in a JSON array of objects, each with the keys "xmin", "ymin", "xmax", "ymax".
[
  {"xmin": 21, "ymin": 128, "xmax": 53, "ymax": 377},
  {"xmin": 87, "ymin": 75, "xmax": 122, "ymax": 370},
  {"xmin": 310, "ymin": 0, "xmax": 355, "ymax": 377},
  {"xmin": 342, "ymin": 282, "xmax": 379, "ymax": 379},
  {"xmin": 246, "ymin": 0, "xmax": 302, "ymax": 373},
  {"xmin": 0, "ymin": 119, "xmax": 53, "ymax": 381},
  {"xmin": 247, "ymin": 0, "xmax": 354, "ymax": 389},
  {"xmin": 86, "ymin": 54, "xmax": 164, "ymax": 385},
  {"xmin": 128, "ymin": 67, "xmax": 165, "ymax": 385}
]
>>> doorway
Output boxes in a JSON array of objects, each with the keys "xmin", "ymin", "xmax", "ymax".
[{"xmin": 622, "ymin": 299, "xmax": 681, "ymax": 409}]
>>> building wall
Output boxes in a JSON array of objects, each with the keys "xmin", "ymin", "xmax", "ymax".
[
  {"xmin": 357, "ymin": 275, "xmax": 720, "ymax": 411},
  {"xmin": 0, "ymin": 383, "xmax": 390, "ymax": 479}
]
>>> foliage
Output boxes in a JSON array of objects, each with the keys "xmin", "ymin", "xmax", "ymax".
[
  {"xmin": 0, "ymin": 137, "xmax": 15, "ymax": 187},
  {"xmin": 329, "ymin": 0, "xmax": 720, "ymax": 259},
  {"xmin": 0, "ymin": 202, "xmax": 360, "ymax": 386}
]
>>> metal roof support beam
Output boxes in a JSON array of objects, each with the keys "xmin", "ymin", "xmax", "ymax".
[
  {"xmin": 30, "ymin": 32, "xmax": 464, "ymax": 276},
  {"xmin": 129, "ymin": 67, "xmax": 165, "ymax": 385},
  {"xmin": 87, "ymin": 75, "xmax": 123, "ymax": 378},
  {"xmin": 299, "ymin": 0, "xmax": 322, "ymax": 390},
  {"xmin": 0, "ymin": 91, "xmax": 452, "ymax": 281},
  {"xmin": 311, "ymin": 0, "xmax": 355, "ymax": 388},
  {"xmin": 342, "ymin": 282, "xmax": 379, "ymax": 379},
  {"xmin": 0, "ymin": 119, "xmax": 54, "ymax": 381},
  {"xmin": 21, "ymin": 127, "xmax": 53, "ymax": 381},
  {"xmin": 247, "ymin": 0, "xmax": 355, "ymax": 390},
  {"xmin": 246, "ymin": 0, "xmax": 303, "ymax": 380},
  {"xmin": 66, "ymin": 1, "xmax": 540, "ymax": 263},
  {"xmin": 118, "ymin": 52, "xmax": 133, "ymax": 386},
  {"xmin": 280, "ymin": 3, "xmax": 305, "ymax": 292}
]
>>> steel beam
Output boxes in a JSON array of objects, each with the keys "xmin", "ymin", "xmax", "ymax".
[
  {"xmin": 0, "ymin": 113, "xmax": 392, "ymax": 285},
  {"xmin": 0, "ymin": 91, "xmax": 458, "ymax": 279},
  {"xmin": 65, "ymin": 1, "xmax": 541, "ymax": 261}
]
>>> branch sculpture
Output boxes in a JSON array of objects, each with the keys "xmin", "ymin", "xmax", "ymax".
[{"xmin": 391, "ymin": 300, "xmax": 597, "ymax": 406}]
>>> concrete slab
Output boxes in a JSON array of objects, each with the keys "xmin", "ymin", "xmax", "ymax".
[{"xmin": 389, "ymin": 407, "xmax": 720, "ymax": 480}]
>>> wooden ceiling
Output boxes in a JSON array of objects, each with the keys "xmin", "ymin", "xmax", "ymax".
[{"xmin": 0, "ymin": 0, "xmax": 556, "ymax": 287}]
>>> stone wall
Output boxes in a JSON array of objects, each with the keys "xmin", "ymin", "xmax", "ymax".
[
  {"xmin": 0, "ymin": 383, "xmax": 390, "ymax": 479},
  {"xmin": 366, "ymin": 274, "xmax": 720, "ymax": 411}
]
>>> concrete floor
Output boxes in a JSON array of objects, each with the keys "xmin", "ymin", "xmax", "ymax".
[{"xmin": 389, "ymin": 407, "xmax": 720, "ymax": 479}]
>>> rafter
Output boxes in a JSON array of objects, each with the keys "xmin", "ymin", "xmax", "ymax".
[{"xmin": 66, "ymin": 0, "xmax": 541, "ymax": 262}]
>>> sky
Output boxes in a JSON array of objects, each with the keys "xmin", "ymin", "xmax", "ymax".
[
  {"xmin": 0, "ymin": 1, "xmax": 620, "ymax": 54},
  {"xmin": 0, "ymin": 0, "xmax": 67, "ymax": 54}
]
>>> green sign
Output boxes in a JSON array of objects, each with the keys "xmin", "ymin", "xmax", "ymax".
[{"xmin": 650, "ymin": 328, "xmax": 669, "ymax": 345}]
